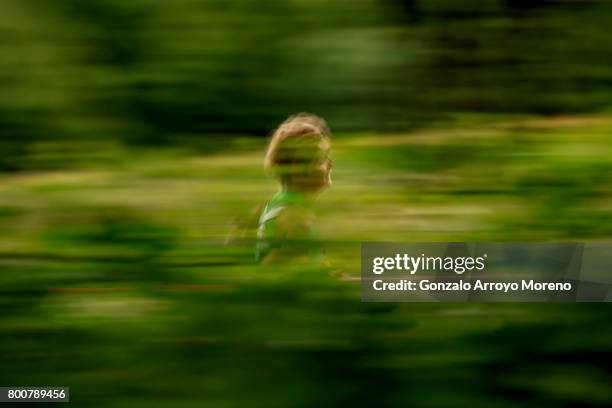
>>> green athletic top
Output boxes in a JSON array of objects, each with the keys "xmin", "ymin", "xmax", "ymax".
[{"xmin": 255, "ymin": 190, "xmax": 317, "ymax": 263}]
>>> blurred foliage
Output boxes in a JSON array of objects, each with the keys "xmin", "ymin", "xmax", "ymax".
[
  {"xmin": 2, "ymin": 0, "xmax": 612, "ymax": 169},
  {"xmin": 1, "ymin": 114, "xmax": 612, "ymax": 406},
  {"xmin": 1, "ymin": 0, "xmax": 612, "ymax": 406}
]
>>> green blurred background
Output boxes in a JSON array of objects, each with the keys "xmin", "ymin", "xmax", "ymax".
[{"xmin": 1, "ymin": 0, "xmax": 611, "ymax": 407}]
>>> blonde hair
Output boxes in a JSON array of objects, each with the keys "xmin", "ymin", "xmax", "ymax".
[{"xmin": 264, "ymin": 113, "xmax": 331, "ymax": 179}]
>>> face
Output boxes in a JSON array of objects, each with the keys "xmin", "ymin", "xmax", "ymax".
[
  {"xmin": 278, "ymin": 136, "xmax": 332, "ymax": 193},
  {"xmin": 320, "ymin": 156, "xmax": 333, "ymax": 188},
  {"xmin": 288, "ymin": 150, "xmax": 332, "ymax": 193},
  {"xmin": 307, "ymin": 147, "xmax": 332, "ymax": 192}
]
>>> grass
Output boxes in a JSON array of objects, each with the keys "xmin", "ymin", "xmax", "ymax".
[{"xmin": 0, "ymin": 114, "xmax": 611, "ymax": 407}]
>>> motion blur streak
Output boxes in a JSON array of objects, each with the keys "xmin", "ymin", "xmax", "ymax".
[{"xmin": 0, "ymin": 1, "xmax": 611, "ymax": 407}]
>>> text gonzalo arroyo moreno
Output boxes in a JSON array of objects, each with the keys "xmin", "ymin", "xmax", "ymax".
[{"xmin": 371, "ymin": 253, "xmax": 573, "ymax": 293}]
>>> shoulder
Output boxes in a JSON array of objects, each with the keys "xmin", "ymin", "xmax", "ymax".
[{"xmin": 273, "ymin": 205, "xmax": 314, "ymax": 239}]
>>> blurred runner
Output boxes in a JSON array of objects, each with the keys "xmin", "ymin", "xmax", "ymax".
[{"xmin": 255, "ymin": 113, "xmax": 333, "ymax": 266}]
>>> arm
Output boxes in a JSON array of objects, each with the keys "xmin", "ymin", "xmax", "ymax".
[
  {"xmin": 225, "ymin": 203, "xmax": 264, "ymax": 245},
  {"xmin": 260, "ymin": 206, "xmax": 315, "ymax": 265}
]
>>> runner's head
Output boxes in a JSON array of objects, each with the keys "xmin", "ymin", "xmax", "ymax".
[{"xmin": 265, "ymin": 113, "xmax": 332, "ymax": 192}]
